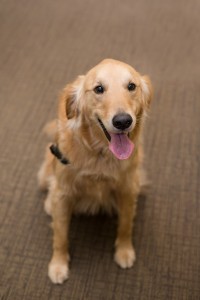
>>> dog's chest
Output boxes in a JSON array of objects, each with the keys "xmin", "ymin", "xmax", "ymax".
[
  {"xmin": 71, "ymin": 157, "xmax": 124, "ymax": 214},
  {"xmin": 74, "ymin": 163, "xmax": 118, "ymax": 196},
  {"xmin": 73, "ymin": 174, "xmax": 117, "ymax": 214}
]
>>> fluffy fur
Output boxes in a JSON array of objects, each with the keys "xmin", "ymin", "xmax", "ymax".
[{"xmin": 38, "ymin": 59, "xmax": 153, "ymax": 284}]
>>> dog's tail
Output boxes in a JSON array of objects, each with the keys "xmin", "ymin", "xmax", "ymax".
[{"xmin": 43, "ymin": 119, "xmax": 57, "ymax": 141}]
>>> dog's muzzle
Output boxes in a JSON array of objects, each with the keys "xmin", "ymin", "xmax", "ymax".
[
  {"xmin": 97, "ymin": 118, "xmax": 111, "ymax": 141},
  {"xmin": 97, "ymin": 117, "xmax": 134, "ymax": 160}
]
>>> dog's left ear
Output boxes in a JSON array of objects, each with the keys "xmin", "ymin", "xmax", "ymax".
[
  {"xmin": 64, "ymin": 75, "xmax": 85, "ymax": 119},
  {"xmin": 140, "ymin": 75, "xmax": 153, "ymax": 109}
]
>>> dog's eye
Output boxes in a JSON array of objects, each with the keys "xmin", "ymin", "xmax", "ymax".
[
  {"xmin": 94, "ymin": 85, "xmax": 104, "ymax": 94},
  {"xmin": 128, "ymin": 82, "xmax": 136, "ymax": 91}
]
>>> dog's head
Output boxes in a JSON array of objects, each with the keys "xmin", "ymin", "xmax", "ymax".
[{"xmin": 62, "ymin": 59, "xmax": 153, "ymax": 160}]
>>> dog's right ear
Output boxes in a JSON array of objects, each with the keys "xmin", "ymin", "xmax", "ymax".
[{"xmin": 63, "ymin": 75, "xmax": 85, "ymax": 119}]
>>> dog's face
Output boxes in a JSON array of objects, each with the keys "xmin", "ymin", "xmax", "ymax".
[{"xmin": 64, "ymin": 59, "xmax": 152, "ymax": 160}]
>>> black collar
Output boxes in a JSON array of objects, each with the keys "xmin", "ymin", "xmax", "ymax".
[{"xmin": 49, "ymin": 144, "xmax": 70, "ymax": 165}]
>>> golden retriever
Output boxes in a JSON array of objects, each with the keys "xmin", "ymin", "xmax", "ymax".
[{"xmin": 38, "ymin": 59, "xmax": 153, "ymax": 284}]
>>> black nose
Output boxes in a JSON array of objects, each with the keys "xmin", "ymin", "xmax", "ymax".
[{"xmin": 112, "ymin": 113, "xmax": 133, "ymax": 130}]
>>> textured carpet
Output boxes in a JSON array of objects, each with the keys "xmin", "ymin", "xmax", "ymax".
[{"xmin": 0, "ymin": 0, "xmax": 200, "ymax": 299}]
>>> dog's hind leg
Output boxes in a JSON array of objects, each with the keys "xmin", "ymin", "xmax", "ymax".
[
  {"xmin": 37, "ymin": 144, "xmax": 54, "ymax": 191},
  {"xmin": 43, "ymin": 175, "xmax": 59, "ymax": 216}
]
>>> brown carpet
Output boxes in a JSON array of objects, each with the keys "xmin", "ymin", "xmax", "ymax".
[{"xmin": 0, "ymin": 0, "xmax": 200, "ymax": 299}]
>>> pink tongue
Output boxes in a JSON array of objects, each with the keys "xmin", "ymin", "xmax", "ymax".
[{"xmin": 109, "ymin": 133, "xmax": 134, "ymax": 160}]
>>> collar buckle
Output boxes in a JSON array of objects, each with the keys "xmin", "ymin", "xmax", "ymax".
[{"xmin": 50, "ymin": 144, "xmax": 70, "ymax": 165}]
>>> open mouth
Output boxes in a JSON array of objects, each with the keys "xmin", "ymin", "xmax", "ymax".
[
  {"xmin": 97, "ymin": 118, "xmax": 134, "ymax": 160},
  {"xmin": 97, "ymin": 118, "xmax": 111, "ymax": 142}
]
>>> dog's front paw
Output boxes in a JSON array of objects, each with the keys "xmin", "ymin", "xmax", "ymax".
[
  {"xmin": 48, "ymin": 260, "xmax": 69, "ymax": 284},
  {"xmin": 114, "ymin": 246, "xmax": 136, "ymax": 269}
]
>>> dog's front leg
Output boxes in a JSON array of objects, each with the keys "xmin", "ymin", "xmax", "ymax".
[
  {"xmin": 48, "ymin": 187, "xmax": 72, "ymax": 284},
  {"xmin": 114, "ymin": 180, "xmax": 139, "ymax": 269}
]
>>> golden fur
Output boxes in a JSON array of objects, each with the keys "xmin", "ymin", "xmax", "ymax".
[{"xmin": 38, "ymin": 59, "xmax": 153, "ymax": 284}]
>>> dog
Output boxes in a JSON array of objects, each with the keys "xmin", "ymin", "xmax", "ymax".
[{"xmin": 38, "ymin": 59, "xmax": 153, "ymax": 284}]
